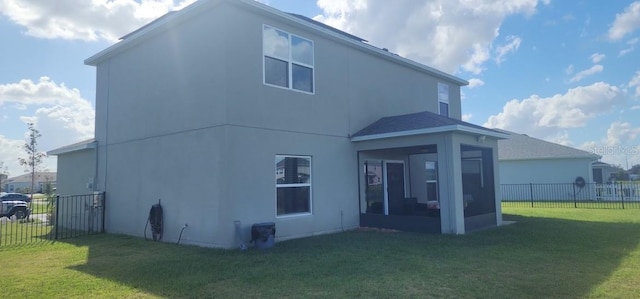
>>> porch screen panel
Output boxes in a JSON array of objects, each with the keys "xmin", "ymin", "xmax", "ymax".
[{"xmin": 365, "ymin": 161, "xmax": 384, "ymax": 214}]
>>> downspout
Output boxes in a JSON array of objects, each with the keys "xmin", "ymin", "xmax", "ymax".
[
  {"xmin": 356, "ymin": 150, "xmax": 361, "ymax": 226},
  {"xmin": 103, "ymin": 60, "xmax": 111, "ymax": 192}
]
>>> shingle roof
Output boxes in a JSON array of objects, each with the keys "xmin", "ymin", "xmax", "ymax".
[
  {"xmin": 352, "ymin": 110, "xmax": 507, "ymax": 141},
  {"xmin": 6, "ymin": 172, "xmax": 57, "ymax": 183},
  {"xmin": 496, "ymin": 129, "xmax": 600, "ymax": 161}
]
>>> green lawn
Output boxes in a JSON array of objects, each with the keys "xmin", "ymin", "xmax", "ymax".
[{"xmin": 1, "ymin": 208, "xmax": 639, "ymax": 298}]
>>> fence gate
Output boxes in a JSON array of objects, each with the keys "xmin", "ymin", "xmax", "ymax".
[{"xmin": 0, "ymin": 192, "xmax": 105, "ymax": 247}]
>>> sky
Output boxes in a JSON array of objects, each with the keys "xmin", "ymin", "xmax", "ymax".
[{"xmin": 0, "ymin": 0, "xmax": 639, "ymax": 178}]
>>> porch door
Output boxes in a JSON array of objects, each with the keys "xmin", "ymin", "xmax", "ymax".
[{"xmin": 384, "ymin": 161, "xmax": 405, "ymax": 215}]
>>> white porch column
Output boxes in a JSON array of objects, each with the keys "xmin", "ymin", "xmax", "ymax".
[
  {"xmin": 492, "ymin": 142, "xmax": 503, "ymax": 226},
  {"xmin": 439, "ymin": 135, "xmax": 465, "ymax": 234}
]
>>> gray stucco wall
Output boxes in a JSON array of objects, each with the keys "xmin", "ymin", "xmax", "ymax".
[
  {"xmin": 56, "ymin": 149, "xmax": 95, "ymax": 196},
  {"xmin": 499, "ymin": 158, "xmax": 593, "ymax": 185},
  {"xmin": 92, "ymin": 2, "xmax": 467, "ymax": 247},
  {"xmin": 500, "ymin": 158, "xmax": 594, "ymax": 201},
  {"xmin": 227, "ymin": 3, "xmax": 463, "ymax": 137}
]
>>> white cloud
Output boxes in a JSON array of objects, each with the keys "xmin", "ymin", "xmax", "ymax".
[
  {"xmin": 462, "ymin": 113, "xmax": 472, "ymax": 122},
  {"xmin": 315, "ymin": 0, "xmax": 539, "ymax": 75},
  {"xmin": 619, "ymin": 47, "xmax": 635, "ymax": 56},
  {"xmin": 629, "ymin": 71, "xmax": 640, "ymax": 97},
  {"xmin": 631, "ymin": 105, "xmax": 640, "ymax": 110},
  {"xmin": 561, "ymin": 14, "xmax": 575, "ymax": 22},
  {"xmin": 0, "ymin": 77, "xmax": 95, "ymax": 176},
  {"xmin": 0, "ymin": 0, "xmax": 197, "ymax": 42},
  {"xmin": 548, "ymin": 131, "xmax": 572, "ymax": 146},
  {"xmin": 604, "ymin": 121, "xmax": 640, "ymax": 147},
  {"xmin": 485, "ymin": 82, "xmax": 625, "ymax": 139},
  {"xmin": 569, "ymin": 65, "xmax": 603, "ymax": 83},
  {"xmin": 589, "ymin": 53, "xmax": 605, "ymax": 64},
  {"xmin": 467, "ymin": 78, "xmax": 485, "ymax": 88},
  {"xmin": 608, "ymin": 1, "xmax": 640, "ymax": 41},
  {"xmin": 494, "ymin": 35, "xmax": 522, "ymax": 64},
  {"xmin": 565, "ymin": 64, "xmax": 574, "ymax": 75},
  {"xmin": 0, "ymin": 135, "xmax": 25, "ymax": 180},
  {"xmin": 580, "ymin": 121, "xmax": 640, "ymax": 169},
  {"xmin": 618, "ymin": 38, "xmax": 638, "ymax": 56}
]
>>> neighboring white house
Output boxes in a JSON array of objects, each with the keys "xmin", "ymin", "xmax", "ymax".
[
  {"xmin": 3, "ymin": 172, "xmax": 57, "ymax": 193},
  {"xmin": 49, "ymin": 0, "xmax": 508, "ymax": 248},
  {"xmin": 591, "ymin": 161, "xmax": 619, "ymax": 184},
  {"xmin": 497, "ymin": 130, "xmax": 601, "ymax": 201},
  {"xmin": 498, "ymin": 130, "xmax": 600, "ymax": 185},
  {"xmin": 48, "ymin": 139, "xmax": 97, "ymax": 196}
]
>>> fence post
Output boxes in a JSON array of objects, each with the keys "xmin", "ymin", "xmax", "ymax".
[
  {"xmin": 529, "ymin": 183, "xmax": 534, "ymax": 208},
  {"xmin": 620, "ymin": 182, "xmax": 625, "ymax": 209},
  {"xmin": 54, "ymin": 195, "xmax": 60, "ymax": 240},
  {"xmin": 573, "ymin": 184, "xmax": 577, "ymax": 208}
]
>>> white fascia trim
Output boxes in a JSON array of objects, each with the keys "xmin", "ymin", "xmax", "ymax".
[
  {"xmin": 48, "ymin": 141, "xmax": 97, "ymax": 156},
  {"xmin": 84, "ymin": 0, "xmax": 467, "ymax": 86},
  {"xmin": 457, "ymin": 126, "xmax": 510, "ymax": 139},
  {"xmin": 351, "ymin": 125, "xmax": 509, "ymax": 142}
]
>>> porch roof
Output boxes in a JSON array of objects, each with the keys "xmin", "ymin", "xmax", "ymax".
[
  {"xmin": 47, "ymin": 139, "xmax": 96, "ymax": 155},
  {"xmin": 351, "ymin": 111, "xmax": 508, "ymax": 142}
]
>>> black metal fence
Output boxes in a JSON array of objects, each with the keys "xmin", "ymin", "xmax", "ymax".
[
  {"xmin": 501, "ymin": 182, "xmax": 640, "ymax": 209},
  {"xmin": 0, "ymin": 192, "xmax": 105, "ymax": 247}
]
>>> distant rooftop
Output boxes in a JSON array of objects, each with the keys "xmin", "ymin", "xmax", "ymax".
[
  {"xmin": 497, "ymin": 129, "xmax": 600, "ymax": 161},
  {"xmin": 6, "ymin": 172, "xmax": 57, "ymax": 183}
]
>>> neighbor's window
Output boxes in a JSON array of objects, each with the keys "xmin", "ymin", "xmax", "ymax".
[
  {"xmin": 276, "ymin": 155, "xmax": 312, "ymax": 216},
  {"xmin": 438, "ymin": 82, "xmax": 449, "ymax": 117},
  {"xmin": 263, "ymin": 25, "xmax": 314, "ymax": 93}
]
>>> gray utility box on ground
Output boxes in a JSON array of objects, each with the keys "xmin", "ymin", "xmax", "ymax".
[{"xmin": 251, "ymin": 222, "xmax": 276, "ymax": 249}]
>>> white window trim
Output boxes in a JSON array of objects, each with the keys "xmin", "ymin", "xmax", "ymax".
[
  {"xmin": 275, "ymin": 154, "xmax": 312, "ymax": 218},
  {"xmin": 438, "ymin": 82, "xmax": 449, "ymax": 117},
  {"xmin": 263, "ymin": 24, "xmax": 315, "ymax": 95}
]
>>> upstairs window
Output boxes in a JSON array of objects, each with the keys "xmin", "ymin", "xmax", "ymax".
[
  {"xmin": 263, "ymin": 25, "xmax": 314, "ymax": 93},
  {"xmin": 438, "ymin": 82, "xmax": 449, "ymax": 117}
]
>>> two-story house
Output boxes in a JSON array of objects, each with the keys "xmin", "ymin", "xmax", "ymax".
[{"xmin": 50, "ymin": 0, "xmax": 507, "ymax": 248}]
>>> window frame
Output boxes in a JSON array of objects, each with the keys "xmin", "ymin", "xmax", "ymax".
[
  {"xmin": 263, "ymin": 25, "xmax": 315, "ymax": 94},
  {"xmin": 275, "ymin": 155, "xmax": 313, "ymax": 217},
  {"xmin": 438, "ymin": 82, "xmax": 449, "ymax": 117}
]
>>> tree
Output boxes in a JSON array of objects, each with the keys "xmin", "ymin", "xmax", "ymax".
[
  {"xmin": 18, "ymin": 123, "xmax": 47, "ymax": 200},
  {"xmin": 630, "ymin": 164, "xmax": 640, "ymax": 175},
  {"xmin": 0, "ymin": 161, "xmax": 8, "ymax": 192}
]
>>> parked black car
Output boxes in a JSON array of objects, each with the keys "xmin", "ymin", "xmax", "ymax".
[
  {"xmin": 0, "ymin": 200, "xmax": 30, "ymax": 219},
  {"xmin": 0, "ymin": 192, "xmax": 31, "ymax": 203}
]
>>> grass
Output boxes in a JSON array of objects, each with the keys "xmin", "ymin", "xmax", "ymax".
[
  {"xmin": 502, "ymin": 200, "xmax": 640, "ymax": 209},
  {"xmin": 0, "ymin": 218, "xmax": 53, "ymax": 246},
  {"xmin": 1, "ymin": 208, "xmax": 640, "ymax": 298},
  {"xmin": 29, "ymin": 201, "xmax": 50, "ymax": 214}
]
